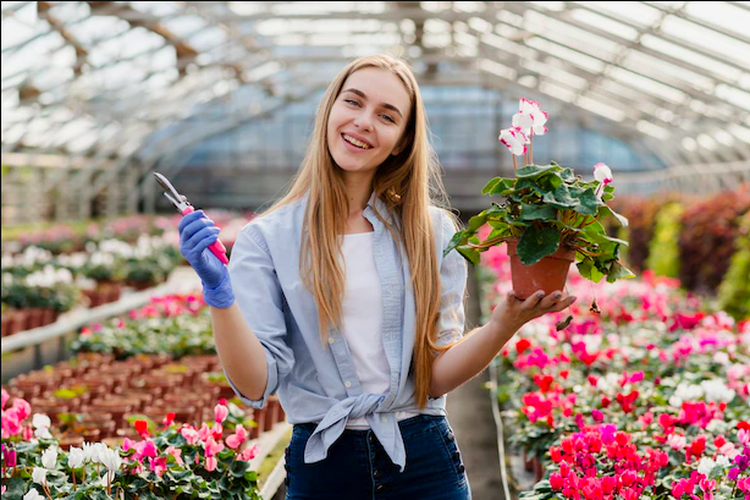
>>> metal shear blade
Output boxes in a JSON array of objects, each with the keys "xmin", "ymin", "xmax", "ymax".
[{"xmin": 153, "ymin": 172, "xmax": 190, "ymax": 211}]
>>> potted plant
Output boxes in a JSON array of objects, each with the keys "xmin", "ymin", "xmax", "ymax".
[{"xmin": 445, "ymin": 98, "xmax": 634, "ymax": 302}]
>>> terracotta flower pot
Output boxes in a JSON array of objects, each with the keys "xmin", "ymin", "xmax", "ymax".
[
  {"xmin": 8, "ymin": 309, "xmax": 29, "ymax": 335},
  {"xmin": 264, "ymin": 397, "xmax": 280, "ymax": 432},
  {"xmin": 507, "ymin": 240, "xmax": 575, "ymax": 300}
]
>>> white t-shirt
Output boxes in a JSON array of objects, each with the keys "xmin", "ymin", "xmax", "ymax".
[{"xmin": 340, "ymin": 232, "xmax": 418, "ymax": 429}]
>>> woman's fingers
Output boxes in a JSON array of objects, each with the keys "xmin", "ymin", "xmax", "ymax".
[
  {"xmin": 181, "ymin": 217, "xmax": 215, "ymax": 241},
  {"xmin": 185, "ymin": 226, "xmax": 220, "ymax": 252}
]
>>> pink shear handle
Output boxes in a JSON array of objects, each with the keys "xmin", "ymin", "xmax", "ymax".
[{"xmin": 182, "ymin": 207, "xmax": 229, "ymax": 265}]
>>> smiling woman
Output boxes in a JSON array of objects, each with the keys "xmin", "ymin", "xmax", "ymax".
[{"xmin": 176, "ymin": 54, "xmax": 574, "ymax": 500}]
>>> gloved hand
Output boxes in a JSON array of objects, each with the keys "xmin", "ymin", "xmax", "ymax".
[{"xmin": 178, "ymin": 210, "xmax": 235, "ymax": 308}]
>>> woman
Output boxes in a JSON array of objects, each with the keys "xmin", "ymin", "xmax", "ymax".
[{"xmin": 178, "ymin": 54, "xmax": 575, "ymax": 499}]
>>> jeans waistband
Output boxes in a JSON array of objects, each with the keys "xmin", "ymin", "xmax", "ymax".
[{"xmin": 294, "ymin": 414, "xmax": 439, "ymax": 434}]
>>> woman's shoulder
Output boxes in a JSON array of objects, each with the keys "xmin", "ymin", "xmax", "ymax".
[{"xmin": 237, "ymin": 196, "xmax": 308, "ymax": 248}]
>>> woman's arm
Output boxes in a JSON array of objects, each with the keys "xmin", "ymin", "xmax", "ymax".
[
  {"xmin": 210, "ymin": 303, "xmax": 269, "ymax": 401},
  {"xmin": 429, "ymin": 291, "xmax": 575, "ymax": 398}
]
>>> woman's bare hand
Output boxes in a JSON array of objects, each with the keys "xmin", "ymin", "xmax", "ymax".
[{"xmin": 489, "ymin": 289, "xmax": 577, "ymax": 334}]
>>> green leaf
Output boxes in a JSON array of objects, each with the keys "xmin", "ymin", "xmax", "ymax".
[
  {"xmin": 520, "ymin": 204, "xmax": 556, "ymax": 221},
  {"xmin": 600, "ymin": 204, "xmax": 629, "ymax": 227},
  {"xmin": 542, "ymin": 184, "xmax": 579, "ymax": 209},
  {"xmin": 457, "ymin": 245, "xmax": 481, "ymax": 266},
  {"xmin": 517, "ymin": 226, "xmax": 561, "ymax": 265},
  {"xmin": 573, "ymin": 188, "xmax": 601, "ymax": 215},
  {"xmin": 483, "ymin": 177, "xmax": 515, "ymax": 196},
  {"xmin": 516, "ymin": 164, "xmax": 562, "ymax": 179},
  {"xmin": 577, "ymin": 258, "xmax": 605, "ymax": 283},
  {"xmin": 605, "ymin": 261, "xmax": 636, "ymax": 283}
]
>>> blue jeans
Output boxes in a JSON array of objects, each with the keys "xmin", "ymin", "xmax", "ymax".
[{"xmin": 284, "ymin": 414, "xmax": 472, "ymax": 500}]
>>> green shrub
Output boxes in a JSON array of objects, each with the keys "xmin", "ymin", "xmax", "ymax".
[
  {"xmin": 646, "ymin": 203, "xmax": 684, "ymax": 279},
  {"xmin": 677, "ymin": 186, "xmax": 750, "ymax": 294},
  {"xmin": 718, "ymin": 211, "xmax": 750, "ymax": 320}
]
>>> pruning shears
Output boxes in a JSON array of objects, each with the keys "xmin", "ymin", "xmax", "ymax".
[{"xmin": 153, "ymin": 172, "xmax": 229, "ymax": 265}]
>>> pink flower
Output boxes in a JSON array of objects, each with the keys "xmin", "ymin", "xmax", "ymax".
[
  {"xmin": 214, "ymin": 403, "xmax": 229, "ymax": 424},
  {"xmin": 122, "ymin": 438, "xmax": 137, "ymax": 452},
  {"xmin": 226, "ymin": 425, "xmax": 248, "ymax": 449},
  {"xmin": 205, "ymin": 455, "xmax": 217, "ymax": 472},
  {"xmin": 181, "ymin": 426, "xmax": 199, "ymax": 445},
  {"xmin": 1, "ymin": 389, "xmax": 9, "ymax": 409},
  {"xmin": 204, "ymin": 437, "xmax": 224, "ymax": 457},
  {"xmin": 165, "ymin": 446, "xmax": 183, "ymax": 466},
  {"xmin": 237, "ymin": 444, "xmax": 259, "ymax": 462}
]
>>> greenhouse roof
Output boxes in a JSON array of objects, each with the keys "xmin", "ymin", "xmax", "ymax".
[{"xmin": 2, "ymin": 1, "xmax": 750, "ymax": 167}]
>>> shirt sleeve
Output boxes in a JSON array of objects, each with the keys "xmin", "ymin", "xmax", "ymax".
[
  {"xmin": 224, "ymin": 223, "xmax": 295, "ymax": 409},
  {"xmin": 434, "ymin": 209, "xmax": 469, "ymax": 348}
]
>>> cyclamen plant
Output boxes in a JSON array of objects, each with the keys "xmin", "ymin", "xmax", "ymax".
[
  {"xmin": 2, "ymin": 391, "xmax": 262, "ymax": 500},
  {"xmin": 445, "ymin": 98, "xmax": 634, "ymax": 287}
]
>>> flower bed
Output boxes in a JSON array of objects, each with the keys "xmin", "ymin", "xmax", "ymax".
[
  {"xmin": 479, "ymin": 239, "xmax": 750, "ymax": 499},
  {"xmin": 3, "ymin": 294, "xmax": 285, "ymax": 444},
  {"xmin": 2, "ymin": 391, "xmax": 262, "ymax": 499}
]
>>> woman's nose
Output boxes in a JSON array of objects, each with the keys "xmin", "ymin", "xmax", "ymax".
[{"xmin": 353, "ymin": 112, "xmax": 373, "ymax": 131}]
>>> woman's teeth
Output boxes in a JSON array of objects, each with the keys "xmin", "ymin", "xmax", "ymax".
[{"xmin": 343, "ymin": 134, "xmax": 371, "ymax": 149}]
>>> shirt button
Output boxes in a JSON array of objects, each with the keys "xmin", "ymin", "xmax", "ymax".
[
  {"xmin": 328, "ymin": 337, "xmax": 335, "ymax": 344},
  {"xmin": 381, "ymin": 417, "xmax": 387, "ymax": 422},
  {"xmin": 345, "ymin": 381, "xmax": 352, "ymax": 388}
]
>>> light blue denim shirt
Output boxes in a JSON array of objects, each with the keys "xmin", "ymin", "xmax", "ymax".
[{"xmin": 225, "ymin": 190, "xmax": 467, "ymax": 472}]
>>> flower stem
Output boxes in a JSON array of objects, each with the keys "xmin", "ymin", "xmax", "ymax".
[
  {"xmin": 530, "ymin": 132, "xmax": 534, "ymax": 165},
  {"xmin": 513, "ymin": 155, "xmax": 518, "ymax": 172}
]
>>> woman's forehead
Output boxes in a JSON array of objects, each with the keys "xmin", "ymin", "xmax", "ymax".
[{"xmin": 341, "ymin": 67, "xmax": 411, "ymax": 112}]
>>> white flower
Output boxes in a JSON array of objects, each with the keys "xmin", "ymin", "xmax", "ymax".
[
  {"xmin": 668, "ymin": 434, "xmax": 686, "ymax": 450},
  {"xmin": 697, "ymin": 457, "xmax": 715, "ymax": 476},
  {"xmin": 715, "ymin": 455, "xmax": 730, "ymax": 468},
  {"xmin": 34, "ymin": 427, "xmax": 53, "ymax": 440},
  {"xmin": 68, "ymin": 446, "xmax": 85, "ymax": 469},
  {"xmin": 498, "ymin": 126, "xmax": 529, "ymax": 156},
  {"xmin": 32, "ymin": 414, "xmax": 51, "ymax": 430},
  {"xmin": 701, "ymin": 379, "xmax": 736, "ymax": 403},
  {"xmin": 99, "ymin": 447, "xmax": 123, "ymax": 472},
  {"xmin": 82, "ymin": 441, "xmax": 105, "ymax": 464},
  {"xmin": 593, "ymin": 163, "xmax": 614, "ymax": 199},
  {"xmin": 24, "ymin": 489, "xmax": 45, "ymax": 500},
  {"xmin": 713, "ymin": 352, "xmax": 730, "ymax": 365},
  {"xmin": 31, "ymin": 467, "xmax": 47, "ymax": 485},
  {"xmin": 513, "ymin": 98, "xmax": 548, "ymax": 136},
  {"xmin": 41, "ymin": 447, "xmax": 58, "ymax": 469}
]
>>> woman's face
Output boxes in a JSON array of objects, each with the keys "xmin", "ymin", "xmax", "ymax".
[{"xmin": 326, "ymin": 67, "xmax": 412, "ymax": 178}]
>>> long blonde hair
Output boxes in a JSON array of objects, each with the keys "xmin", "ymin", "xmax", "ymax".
[{"xmin": 257, "ymin": 54, "xmax": 463, "ymax": 409}]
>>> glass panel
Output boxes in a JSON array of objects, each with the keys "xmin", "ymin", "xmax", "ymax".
[
  {"xmin": 569, "ymin": 8, "xmax": 639, "ymax": 41},
  {"xmin": 621, "ymin": 51, "xmax": 715, "ymax": 93},
  {"xmin": 641, "ymin": 34, "xmax": 742, "ymax": 82},
  {"xmin": 576, "ymin": 2, "xmax": 662, "ymax": 27},
  {"xmin": 607, "ymin": 67, "xmax": 688, "ymax": 104},
  {"xmin": 660, "ymin": 16, "xmax": 750, "ymax": 67},
  {"xmin": 683, "ymin": 2, "xmax": 750, "ymax": 38},
  {"xmin": 525, "ymin": 37, "xmax": 605, "ymax": 73}
]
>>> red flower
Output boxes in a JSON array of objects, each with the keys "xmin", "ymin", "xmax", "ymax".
[
  {"xmin": 516, "ymin": 338, "xmax": 532, "ymax": 354},
  {"xmin": 134, "ymin": 419, "xmax": 149, "ymax": 436},
  {"xmin": 163, "ymin": 412, "xmax": 176, "ymax": 426}
]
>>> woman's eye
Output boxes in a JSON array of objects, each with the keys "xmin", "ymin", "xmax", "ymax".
[
  {"xmin": 344, "ymin": 99, "xmax": 359, "ymax": 106},
  {"xmin": 381, "ymin": 114, "xmax": 395, "ymax": 123}
]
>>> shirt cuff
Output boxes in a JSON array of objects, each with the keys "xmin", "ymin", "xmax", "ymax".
[{"xmin": 223, "ymin": 348, "xmax": 279, "ymax": 410}]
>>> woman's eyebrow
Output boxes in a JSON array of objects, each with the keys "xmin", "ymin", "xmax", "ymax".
[{"xmin": 342, "ymin": 88, "xmax": 403, "ymax": 118}]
